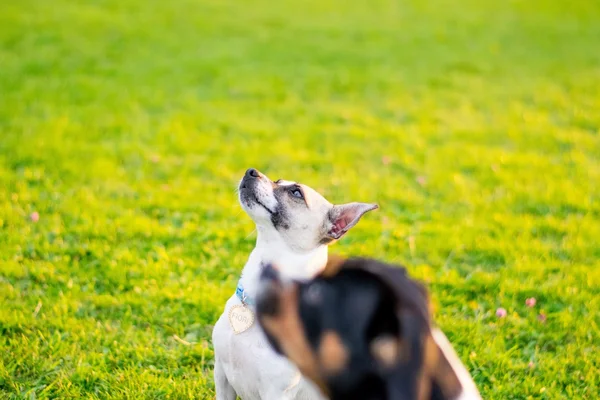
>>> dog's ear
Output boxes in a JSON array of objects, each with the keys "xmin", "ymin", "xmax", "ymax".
[{"xmin": 324, "ymin": 203, "xmax": 378, "ymax": 241}]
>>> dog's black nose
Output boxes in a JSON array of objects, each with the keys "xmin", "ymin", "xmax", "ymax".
[{"xmin": 245, "ymin": 168, "xmax": 260, "ymax": 179}]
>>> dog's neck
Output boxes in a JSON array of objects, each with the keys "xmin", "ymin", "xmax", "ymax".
[{"xmin": 239, "ymin": 226, "xmax": 328, "ymax": 300}]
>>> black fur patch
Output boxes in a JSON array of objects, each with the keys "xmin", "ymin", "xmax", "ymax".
[{"xmin": 270, "ymin": 186, "xmax": 291, "ymax": 231}]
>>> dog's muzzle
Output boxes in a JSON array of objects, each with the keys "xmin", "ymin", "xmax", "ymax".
[{"xmin": 239, "ymin": 168, "xmax": 275, "ymax": 214}]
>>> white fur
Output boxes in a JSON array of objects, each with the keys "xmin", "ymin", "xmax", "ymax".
[
  {"xmin": 212, "ymin": 170, "xmax": 376, "ymax": 400},
  {"xmin": 212, "ymin": 233, "xmax": 328, "ymax": 400}
]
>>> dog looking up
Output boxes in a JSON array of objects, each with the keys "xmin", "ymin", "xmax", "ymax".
[
  {"xmin": 212, "ymin": 169, "xmax": 378, "ymax": 400},
  {"xmin": 256, "ymin": 257, "xmax": 482, "ymax": 400}
]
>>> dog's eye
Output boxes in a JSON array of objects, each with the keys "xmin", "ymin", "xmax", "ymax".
[{"xmin": 290, "ymin": 188, "xmax": 303, "ymax": 199}]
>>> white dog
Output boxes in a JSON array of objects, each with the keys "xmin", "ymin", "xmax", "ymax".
[{"xmin": 212, "ymin": 168, "xmax": 377, "ymax": 400}]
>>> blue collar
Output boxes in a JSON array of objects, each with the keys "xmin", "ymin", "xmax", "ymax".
[{"xmin": 235, "ymin": 281, "xmax": 254, "ymax": 306}]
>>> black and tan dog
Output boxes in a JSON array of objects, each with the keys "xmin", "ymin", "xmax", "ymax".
[{"xmin": 255, "ymin": 257, "xmax": 482, "ymax": 400}]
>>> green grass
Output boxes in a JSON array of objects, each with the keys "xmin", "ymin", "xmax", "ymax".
[{"xmin": 1, "ymin": 0, "xmax": 599, "ymax": 398}]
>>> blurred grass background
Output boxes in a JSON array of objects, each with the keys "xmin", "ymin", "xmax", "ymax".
[{"xmin": 1, "ymin": 0, "xmax": 599, "ymax": 398}]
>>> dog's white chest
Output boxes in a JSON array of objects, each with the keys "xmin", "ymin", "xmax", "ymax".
[{"xmin": 213, "ymin": 296, "xmax": 325, "ymax": 400}]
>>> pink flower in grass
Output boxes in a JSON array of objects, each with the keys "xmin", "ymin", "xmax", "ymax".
[
  {"xmin": 30, "ymin": 212, "xmax": 40, "ymax": 222},
  {"xmin": 526, "ymin": 297, "xmax": 536, "ymax": 307},
  {"xmin": 496, "ymin": 308, "xmax": 507, "ymax": 318},
  {"xmin": 537, "ymin": 313, "xmax": 547, "ymax": 323},
  {"xmin": 416, "ymin": 176, "xmax": 427, "ymax": 186}
]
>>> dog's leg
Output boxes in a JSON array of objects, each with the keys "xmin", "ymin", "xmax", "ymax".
[{"xmin": 214, "ymin": 359, "xmax": 236, "ymax": 400}]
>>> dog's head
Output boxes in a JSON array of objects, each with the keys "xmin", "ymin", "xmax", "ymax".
[
  {"xmin": 256, "ymin": 257, "xmax": 467, "ymax": 400},
  {"xmin": 238, "ymin": 168, "xmax": 377, "ymax": 252}
]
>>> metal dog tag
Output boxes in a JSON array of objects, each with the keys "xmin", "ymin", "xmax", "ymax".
[{"xmin": 228, "ymin": 305, "xmax": 255, "ymax": 334}]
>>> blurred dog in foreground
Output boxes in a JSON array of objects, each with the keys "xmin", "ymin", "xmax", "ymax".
[
  {"xmin": 212, "ymin": 168, "xmax": 377, "ymax": 400},
  {"xmin": 256, "ymin": 257, "xmax": 482, "ymax": 400}
]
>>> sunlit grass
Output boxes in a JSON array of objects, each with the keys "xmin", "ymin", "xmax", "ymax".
[{"xmin": 1, "ymin": 0, "xmax": 599, "ymax": 398}]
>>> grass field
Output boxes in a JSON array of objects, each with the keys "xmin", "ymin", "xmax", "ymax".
[{"xmin": 1, "ymin": 0, "xmax": 599, "ymax": 398}]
